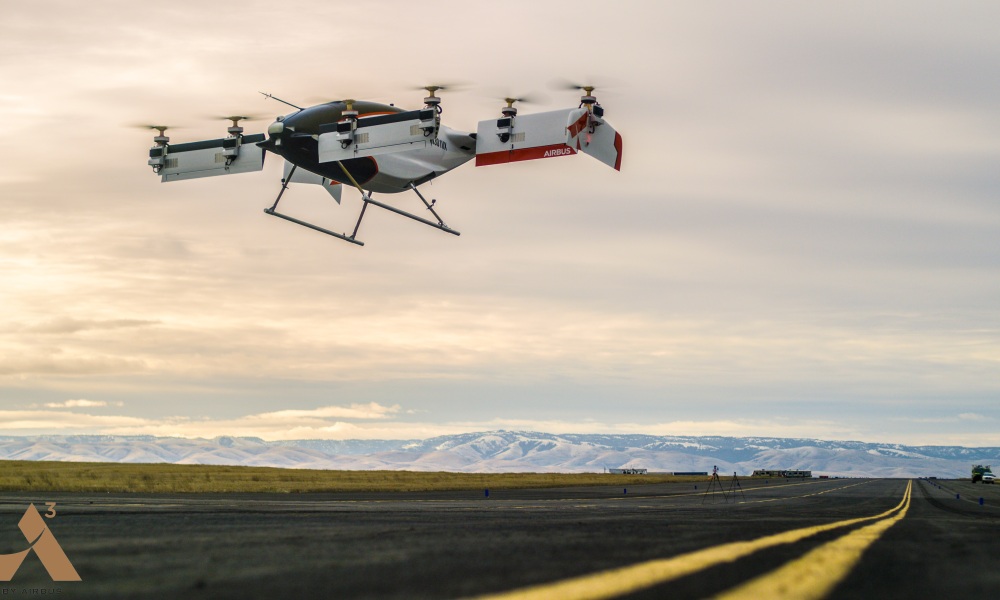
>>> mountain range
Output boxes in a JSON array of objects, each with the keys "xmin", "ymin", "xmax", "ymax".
[{"xmin": 1, "ymin": 431, "xmax": 998, "ymax": 478}]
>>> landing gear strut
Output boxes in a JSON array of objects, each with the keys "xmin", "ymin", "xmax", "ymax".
[{"xmin": 263, "ymin": 163, "xmax": 460, "ymax": 246}]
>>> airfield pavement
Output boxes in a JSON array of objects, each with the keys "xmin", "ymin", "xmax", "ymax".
[{"xmin": 1, "ymin": 477, "xmax": 999, "ymax": 598}]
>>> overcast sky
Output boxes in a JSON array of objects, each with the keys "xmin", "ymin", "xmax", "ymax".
[{"xmin": 1, "ymin": 1, "xmax": 998, "ymax": 446}]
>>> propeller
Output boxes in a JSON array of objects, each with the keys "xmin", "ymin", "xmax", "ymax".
[
  {"xmin": 209, "ymin": 115, "xmax": 264, "ymax": 135},
  {"xmin": 412, "ymin": 82, "xmax": 468, "ymax": 110},
  {"xmin": 552, "ymin": 80, "xmax": 612, "ymax": 111},
  {"xmin": 213, "ymin": 114, "xmax": 264, "ymax": 126},
  {"xmin": 416, "ymin": 85, "xmax": 449, "ymax": 110},
  {"xmin": 411, "ymin": 82, "xmax": 467, "ymax": 95},
  {"xmin": 500, "ymin": 94, "xmax": 544, "ymax": 108},
  {"xmin": 131, "ymin": 124, "xmax": 176, "ymax": 144},
  {"xmin": 481, "ymin": 86, "xmax": 545, "ymax": 116},
  {"xmin": 552, "ymin": 76, "xmax": 619, "ymax": 93},
  {"xmin": 491, "ymin": 93, "xmax": 545, "ymax": 117},
  {"xmin": 303, "ymin": 85, "xmax": 462, "ymax": 111},
  {"xmin": 132, "ymin": 124, "xmax": 176, "ymax": 133},
  {"xmin": 304, "ymin": 91, "xmax": 379, "ymax": 106},
  {"xmin": 556, "ymin": 82, "xmax": 597, "ymax": 95},
  {"xmin": 552, "ymin": 78, "xmax": 620, "ymax": 104}
]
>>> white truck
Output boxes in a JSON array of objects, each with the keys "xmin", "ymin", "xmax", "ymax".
[{"xmin": 972, "ymin": 464, "xmax": 995, "ymax": 483}]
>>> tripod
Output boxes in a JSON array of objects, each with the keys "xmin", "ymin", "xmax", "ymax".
[
  {"xmin": 702, "ymin": 466, "xmax": 728, "ymax": 504},
  {"xmin": 728, "ymin": 471, "xmax": 746, "ymax": 502},
  {"xmin": 702, "ymin": 467, "xmax": 747, "ymax": 504}
]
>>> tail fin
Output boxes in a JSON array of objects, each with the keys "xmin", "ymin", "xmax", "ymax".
[{"xmin": 283, "ymin": 160, "xmax": 343, "ymax": 204}]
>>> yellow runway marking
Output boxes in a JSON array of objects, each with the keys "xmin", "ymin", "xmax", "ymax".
[
  {"xmin": 470, "ymin": 481, "xmax": 908, "ymax": 600},
  {"xmin": 713, "ymin": 480, "xmax": 912, "ymax": 599}
]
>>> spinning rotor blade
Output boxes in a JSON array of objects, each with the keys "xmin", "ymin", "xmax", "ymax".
[
  {"xmin": 304, "ymin": 82, "xmax": 393, "ymax": 106},
  {"xmin": 131, "ymin": 123, "xmax": 180, "ymax": 134},
  {"xmin": 410, "ymin": 82, "xmax": 466, "ymax": 93},
  {"xmin": 305, "ymin": 90, "xmax": 379, "ymax": 105},
  {"xmin": 131, "ymin": 123, "xmax": 175, "ymax": 145},
  {"xmin": 209, "ymin": 114, "xmax": 265, "ymax": 130},
  {"xmin": 304, "ymin": 97, "xmax": 350, "ymax": 107},
  {"xmin": 555, "ymin": 81, "xmax": 597, "ymax": 93},
  {"xmin": 211, "ymin": 114, "xmax": 265, "ymax": 122},
  {"xmin": 552, "ymin": 77, "xmax": 621, "ymax": 94},
  {"xmin": 551, "ymin": 79, "xmax": 619, "ymax": 110},
  {"xmin": 496, "ymin": 93, "xmax": 545, "ymax": 107},
  {"xmin": 411, "ymin": 82, "xmax": 470, "ymax": 102}
]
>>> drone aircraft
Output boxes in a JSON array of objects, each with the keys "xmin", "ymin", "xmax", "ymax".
[{"xmin": 145, "ymin": 86, "xmax": 622, "ymax": 246}]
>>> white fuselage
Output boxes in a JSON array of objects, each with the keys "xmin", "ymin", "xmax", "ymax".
[{"xmin": 357, "ymin": 125, "xmax": 476, "ymax": 193}]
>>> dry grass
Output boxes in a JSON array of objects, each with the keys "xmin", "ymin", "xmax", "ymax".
[{"xmin": 0, "ymin": 461, "xmax": 701, "ymax": 493}]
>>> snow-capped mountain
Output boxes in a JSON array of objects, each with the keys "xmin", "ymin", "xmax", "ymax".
[{"xmin": 1, "ymin": 431, "xmax": 997, "ymax": 478}]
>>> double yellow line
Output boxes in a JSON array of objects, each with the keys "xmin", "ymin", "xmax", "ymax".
[{"xmin": 473, "ymin": 480, "xmax": 912, "ymax": 600}]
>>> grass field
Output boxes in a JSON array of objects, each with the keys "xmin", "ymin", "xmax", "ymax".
[{"xmin": 0, "ymin": 461, "xmax": 702, "ymax": 493}]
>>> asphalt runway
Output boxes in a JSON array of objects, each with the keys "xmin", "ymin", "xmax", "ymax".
[{"xmin": 2, "ymin": 477, "xmax": 999, "ymax": 598}]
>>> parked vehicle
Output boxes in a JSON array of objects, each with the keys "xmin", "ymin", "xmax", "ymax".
[{"xmin": 972, "ymin": 465, "xmax": 994, "ymax": 483}]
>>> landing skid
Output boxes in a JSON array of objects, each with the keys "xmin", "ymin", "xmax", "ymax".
[
  {"xmin": 264, "ymin": 208, "xmax": 365, "ymax": 246},
  {"xmin": 263, "ymin": 164, "xmax": 460, "ymax": 245}
]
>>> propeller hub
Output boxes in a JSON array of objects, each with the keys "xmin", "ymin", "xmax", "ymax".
[{"xmin": 145, "ymin": 125, "xmax": 170, "ymax": 146}]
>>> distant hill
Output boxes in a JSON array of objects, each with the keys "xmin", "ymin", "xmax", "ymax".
[{"xmin": 1, "ymin": 431, "xmax": 997, "ymax": 478}]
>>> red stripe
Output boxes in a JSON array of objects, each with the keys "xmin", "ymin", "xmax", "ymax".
[
  {"xmin": 613, "ymin": 132, "xmax": 623, "ymax": 171},
  {"xmin": 475, "ymin": 144, "xmax": 577, "ymax": 167},
  {"xmin": 475, "ymin": 151, "xmax": 512, "ymax": 167},
  {"xmin": 566, "ymin": 112, "xmax": 589, "ymax": 138}
]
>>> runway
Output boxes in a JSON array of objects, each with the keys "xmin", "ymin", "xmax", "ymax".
[{"xmin": 2, "ymin": 477, "xmax": 999, "ymax": 598}]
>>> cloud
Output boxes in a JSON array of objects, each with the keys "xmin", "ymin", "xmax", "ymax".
[
  {"xmin": 23, "ymin": 318, "xmax": 159, "ymax": 335},
  {"xmin": 0, "ymin": 410, "xmax": 151, "ymax": 430},
  {"xmin": 0, "ymin": 402, "xmax": 405, "ymax": 440},
  {"xmin": 455, "ymin": 417, "xmax": 863, "ymax": 442},
  {"xmin": 892, "ymin": 413, "xmax": 998, "ymax": 425},
  {"xmin": 250, "ymin": 403, "xmax": 401, "ymax": 421},
  {"xmin": 959, "ymin": 413, "xmax": 991, "ymax": 421},
  {"xmin": 0, "ymin": 355, "xmax": 148, "ymax": 377},
  {"xmin": 42, "ymin": 399, "xmax": 123, "ymax": 408}
]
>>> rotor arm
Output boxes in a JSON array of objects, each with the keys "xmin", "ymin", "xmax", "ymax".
[{"xmin": 150, "ymin": 132, "xmax": 266, "ymax": 182}]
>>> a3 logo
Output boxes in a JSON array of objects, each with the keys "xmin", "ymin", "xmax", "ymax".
[{"xmin": 0, "ymin": 504, "xmax": 80, "ymax": 582}]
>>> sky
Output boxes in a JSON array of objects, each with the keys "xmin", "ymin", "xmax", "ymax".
[{"xmin": 1, "ymin": 1, "xmax": 998, "ymax": 447}]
